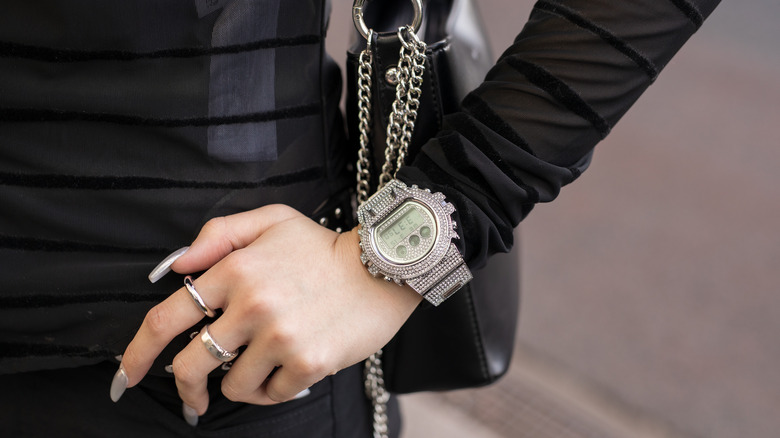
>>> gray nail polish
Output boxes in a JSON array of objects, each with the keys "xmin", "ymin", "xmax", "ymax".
[
  {"xmin": 148, "ymin": 246, "xmax": 189, "ymax": 283},
  {"xmin": 294, "ymin": 388, "xmax": 311, "ymax": 400},
  {"xmin": 182, "ymin": 403, "xmax": 199, "ymax": 427},
  {"xmin": 110, "ymin": 366, "xmax": 128, "ymax": 403}
]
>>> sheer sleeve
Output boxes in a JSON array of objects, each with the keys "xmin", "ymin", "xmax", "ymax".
[{"xmin": 397, "ymin": 0, "xmax": 721, "ymax": 268}]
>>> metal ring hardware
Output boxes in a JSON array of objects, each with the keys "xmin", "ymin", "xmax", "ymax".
[{"xmin": 352, "ymin": 0, "xmax": 423, "ymax": 40}]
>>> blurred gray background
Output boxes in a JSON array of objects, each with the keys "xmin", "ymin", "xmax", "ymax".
[{"xmin": 327, "ymin": 1, "xmax": 780, "ymax": 437}]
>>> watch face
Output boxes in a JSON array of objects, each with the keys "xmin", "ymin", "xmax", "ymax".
[{"xmin": 372, "ymin": 200, "xmax": 437, "ymax": 265}]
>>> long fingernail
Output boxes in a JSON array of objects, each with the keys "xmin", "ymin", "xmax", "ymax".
[
  {"xmin": 182, "ymin": 403, "xmax": 199, "ymax": 427},
  {"xmin": 110, "ymin": 365, "xmax": 128, "ymax": 402},
  {"xmin": 148, "ymin": 246, "xmax": 189, "ymax": 283},
  {"xmin": 294, "ymin": 388, "xmax": 311, "ymax": 400}
]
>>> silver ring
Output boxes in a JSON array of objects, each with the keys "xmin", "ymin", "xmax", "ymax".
[
  {"xmin": 183, "ymin": 275, "xmax": 217, "ymax": 318},
  {"xmin": 200, "ymin": 324, "xmax": 238, "ymax": 363},
  {"xmin": 353, "ymin": 0, "xmax": 422, "ymax": 41}
]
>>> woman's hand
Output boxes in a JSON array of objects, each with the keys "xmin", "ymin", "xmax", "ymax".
[{"xmin": 115, "ymin": 204, "xmax": 422, "ymax": 419}]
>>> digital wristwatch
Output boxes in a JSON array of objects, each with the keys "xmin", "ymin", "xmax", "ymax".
[{"xmin": 357, "ymin": 179, "xmax": 472, "ymax": 306}]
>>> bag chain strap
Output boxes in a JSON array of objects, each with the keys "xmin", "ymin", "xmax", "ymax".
[
  {"xmin": 379, "ymin": 29, "xmax": 427, "ymax": 189},
  {"xmin": 356, "ymin": 27, "xmax": 427, "ymax": 205},
  {"xmin": 355, "ymin": 31, "xmax": 375, "ymax": 206},
  {"xmin": 356, "ymin": 26, "xmax": 427, "ymax": 438}
]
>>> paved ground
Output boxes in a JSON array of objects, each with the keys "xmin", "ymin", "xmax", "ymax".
[{"xmin": 329, "ymin": 1, "xmax": 780, "ymax": 437}]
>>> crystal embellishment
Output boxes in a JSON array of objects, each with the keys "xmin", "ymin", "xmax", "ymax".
[{"xmin": 357, "ymin": 179, "xmax": 472, "ymax": 306}]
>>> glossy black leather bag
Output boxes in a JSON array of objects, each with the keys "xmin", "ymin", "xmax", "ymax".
[{"xmin": 346, "ymin": 0, "xmax": 521, "ymax": 393}]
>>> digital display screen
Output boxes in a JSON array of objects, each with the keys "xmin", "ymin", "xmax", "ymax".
[{"xmin": 379, "ymin": 207, "xmax": 424, "ymax": 248}]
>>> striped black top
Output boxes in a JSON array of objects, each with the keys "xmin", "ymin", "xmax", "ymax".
[{"xmin": 0, "ymin": 0, "xmax": 349, "ymax": 373}]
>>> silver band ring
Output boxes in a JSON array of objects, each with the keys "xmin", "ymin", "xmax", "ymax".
[
  {"xmin": 184, "ymin": 275, "xmax": 217, "ymax": 318},
  {"xmin": 200, "ymin": 324, "xmax": 238, "ymax": 363}
]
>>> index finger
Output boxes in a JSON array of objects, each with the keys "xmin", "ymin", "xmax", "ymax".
[
  {"xmin": 120, "ymin": 283, "xmax": 223, "ymax": 388},
  {"xmin": 171, "ymin": 204, "xmax": 302, "ymax": 274}
]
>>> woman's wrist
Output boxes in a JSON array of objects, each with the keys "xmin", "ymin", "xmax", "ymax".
[{"xmin": 338, "ymin": 227, "xmax": 423, "ymax": 317}]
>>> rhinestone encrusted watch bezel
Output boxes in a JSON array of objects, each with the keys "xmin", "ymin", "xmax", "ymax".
[{"xmin": 357, "ymin": 180, "xmax": 458, "ymax": 281}]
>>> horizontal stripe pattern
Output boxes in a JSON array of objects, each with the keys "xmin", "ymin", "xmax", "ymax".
[
  {"xmin": 0, "ymin": 0, "xmax": 345, "ymax": 374},
  {"xmin": 0, "ymin": 103, "xmax": 320, "ymax": 126},
  {"xmin": 503, "ymin": 56, "xmax": 612, "ymax": 138},
  {"xmin": 0, "ymin": 235, "xmax": 171, "ymax": 253},
  {"xmin": 535, "ymin": 1, "xmax": 659, "ymax": 78},
  {"xmin": 0, "ymin": 292, "xmax": 163, "ymax": 308},
  {"xmin": 0, "ymin": 34, "xmax": 321, "ymax": 62},
  {"xmin": 0, "ymin": 165, "xmax": 324, "ymax": 190},
  {"xmin": 667, "ymin": 0, "xmax": 705, "ymax": 28},
  {"xmin": 0, "ymin": 342, "xmax": 115, "ymax": 359}
]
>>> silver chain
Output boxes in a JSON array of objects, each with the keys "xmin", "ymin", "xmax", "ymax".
[
  {"xmin": 356, "ymin": 26, "xmax": 427, "ymax": 438},
  {"xmin": 379, "ymin": 29, "xmax": 427, "ymax": 189},
  {"xmin": 364, "ymin": 350, "xmax": 391, "ymax": 438},
  {"xmin": 357, "ymin": 27, "xmax": 427, "ymax": 202},
  {"xmin": 356, "ymin": 31, "xmax": 375, "ymax": 206}
]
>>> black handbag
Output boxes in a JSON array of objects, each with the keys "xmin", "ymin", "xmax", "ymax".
[{"xmin": 346, "ymin": 0, "xmax": 521, "ymax": 394}]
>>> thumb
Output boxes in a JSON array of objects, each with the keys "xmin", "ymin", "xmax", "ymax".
[{"xmin": 171, "ymin": 204, "xmax": 303, "ymax": 274}]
